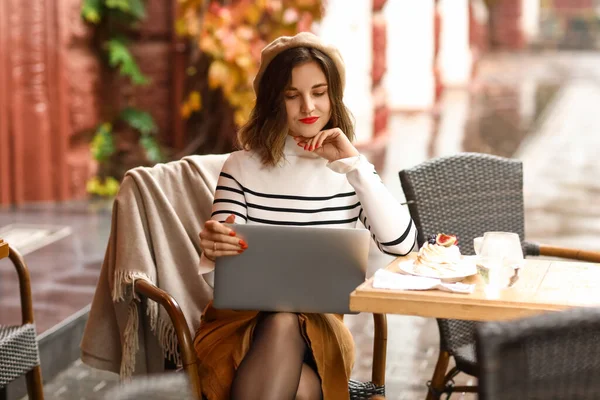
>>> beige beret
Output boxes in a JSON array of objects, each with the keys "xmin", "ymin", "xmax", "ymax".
[{"xmin": 253, "ymin": 32, "xmax": 345, "ymax": 95}]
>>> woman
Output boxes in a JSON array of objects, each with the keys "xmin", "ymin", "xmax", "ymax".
[{"xmin": 195, "ymin": 32, "xmax": 417, "ymax": 400}]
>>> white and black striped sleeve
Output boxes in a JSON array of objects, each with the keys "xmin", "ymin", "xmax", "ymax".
[
  {"xmin": 328, "ymin": 155, "xmax": 418, "ymax": 256},
  {"xmin": 198, "ymin": 157, "xmax": 248, "ymax": 277},
  {"xmin": 210, "ymin": 166, "xmax": 248, "ymax": 224}
]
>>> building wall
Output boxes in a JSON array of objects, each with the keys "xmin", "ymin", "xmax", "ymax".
[
  {"xmin": 1, "ymin": 0, "xmax": 73, "ymax": 204},
  {"xmin": 489, "ymin": 0, "xmax": 527, "ymax": 49},
  {"xmin": 0, "ymin": 0, "xmax": 176, "ymax": 205}
]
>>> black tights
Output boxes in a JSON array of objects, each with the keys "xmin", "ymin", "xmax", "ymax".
[{"xmin": 230, "ymin": 312, "xmax": 323, "ymax": 400}]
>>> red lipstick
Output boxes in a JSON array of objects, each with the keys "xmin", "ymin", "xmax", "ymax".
[{"xmin": 299, "ymin": 117, "xmax": 319, "ymax": 124}]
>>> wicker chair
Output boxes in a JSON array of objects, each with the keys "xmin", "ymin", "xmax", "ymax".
[
  {"xmin": 125, "ymin": 156, "xmax": 387, "ymax": 400},
  {"xmin": 398, "ymin": 152, "xmax": 600, "ymax": 399},
  {"xmin": 476, "ymin": 307, "xmax": 600, "ymax": 400},
  {"xmin": 0, "ymin": 239, "xmax": 44, "ymax": 399}
]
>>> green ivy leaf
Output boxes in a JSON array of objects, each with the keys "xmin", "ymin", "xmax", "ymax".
[
  {"xmin": 120, "ymin": 107, "xmax": 158, "ymax": 135},
  {"xmin": 128, "ymin": 0, "xmax": 146, "ymax": 20},
  {"xmin": 105, "ymin": 0, "xmax": 146, "ymax": 20},
  {"xmin": 139, "ymin": 134, "xmax": 163, "ymax": 163},
  {"xmin": 81, "ymin": 0, "xmax": 103, "ymax": 24},
  {"xmin": 106, "ymin": 38, "xmax": 150, "ymax": 85},
  {"xmin": 86, "ymin": 176, "xmax": 120, "ymax": 197},
  {"xmin": 105, "ymin": 0, "xmax": 130, "ymax": 13},
  {"xmin": 90, "ymin": 123, "xmax": 115, "ymax": 161}
]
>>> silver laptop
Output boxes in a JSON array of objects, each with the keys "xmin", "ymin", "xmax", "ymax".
[{"xmin": 213, "ymin": 224, "xmax": 370, "ymax": 314}]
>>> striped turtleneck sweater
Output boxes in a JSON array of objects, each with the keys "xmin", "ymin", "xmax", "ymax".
[{"xmin": 199, "ymin": 135, "xmax": 417, "ymax": 274}]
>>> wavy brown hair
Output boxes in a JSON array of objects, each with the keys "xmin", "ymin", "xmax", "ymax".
[{"xmin": 238, "ymin": 46, "xmax": 354, "ymax": 166}]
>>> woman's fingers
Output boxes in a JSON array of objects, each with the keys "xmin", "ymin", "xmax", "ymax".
[
  {"xmin": 292, "ymin": 129, "xmax": 344, "ymax": 152},
  {"xmin": 210, "ymin": 241, "xmax": 246, "ymax": 256},
  {"xmin": 315, "ymin": 129, "xmax": 335, "ymax": 149},
  {"xmin": 201, "ymin": 236, "xmax": 248, "ymax": 259},
  {"xmin": 215, "ymin": 250, "xmax": 244, "ymax": 256},
  {"xmin": 302, "ymin": 131, "xmax": 325, "ymax": 151},
  {"xmin": 206, "ymin": 248, "xmax": 244, "ymax": 258},
  {"xmin": 307, "ymin": 131, "xmax": 322, "ymax": 150},
  {"xmin": 199, "ymin": 215, "xmax": 249, "ymax": 260},
  {"xmin": 200, "ymin": 232, "xmax": 247, "ymax": 248},
  {"xmin": 207, "ymin": 241, "xmax": 245, "ymax": 252},
  {"xmin": 205, "ymin": 218, "xmax": 237, "ymax": 236}
]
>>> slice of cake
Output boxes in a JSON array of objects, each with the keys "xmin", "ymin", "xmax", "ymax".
[{"xmin": 413, "ymin": 233, "xmax": 463, "ymax": 277}]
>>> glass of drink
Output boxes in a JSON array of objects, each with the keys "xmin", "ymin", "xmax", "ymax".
[{"xmin": 474, "ymin": 232, "xmax": 523, "ymax": 288}]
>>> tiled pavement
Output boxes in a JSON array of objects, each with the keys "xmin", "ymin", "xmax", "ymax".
[
  {"xmin": 0, "ymin": 202, "xmax": 111, "ymax": 334},
  {"xmin": 6, "ymin": 52, "xmax": 600, "ymax": 399}
]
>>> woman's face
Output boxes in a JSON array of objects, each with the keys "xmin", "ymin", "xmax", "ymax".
[{"xmin": 284, "ymin": 61, "xmax": 331, "ymax": 138}]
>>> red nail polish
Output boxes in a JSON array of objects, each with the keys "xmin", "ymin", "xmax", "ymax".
[
  {"xmin": 239, "ymin": 240, "xmax": 248, "ymax": 247},
  {"xmin": 238, "ymin": 250, "xmax": 244, "ymax": 254},
  {"xmin": 229, "ymin": 231, "xmax": 236, "ymax": 237}
]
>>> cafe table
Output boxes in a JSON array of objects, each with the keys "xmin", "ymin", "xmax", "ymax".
[
  {"xmin": 350, "ymin": 253, "xmax": 600, "ymax": 321},
  {"xmin": 350, "ymin": 253, "xmax": 600, "ymax": 399}
]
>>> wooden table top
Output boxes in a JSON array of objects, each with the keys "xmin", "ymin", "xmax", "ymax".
[
  {"xmin": 0, "ymin": 238, "xmax": 8, "ymax": 259},
  {"xmin": 350, "ymin": 253, "xmax": 600, "ymax": 321}
]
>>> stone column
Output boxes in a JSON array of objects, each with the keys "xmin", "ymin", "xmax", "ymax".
[
  {"xmin": 372, "ymin": 0, "xmax": 388, "ymax": 139},
  {"xmin": 318, "ymin": 0, "xmax": 373, "ymax": 144},
  {"xmin": 469, "ymin": 0, "xmax": 490, "ymax": 80},
  {"xmin": 438, "ymin": 0, "xmax": 472, "ymax": 87},
  {"xmin": 521, "ymin": 0, "xmax": 540, "ymax": 44},
  {"xmin": 384, "ymin": 0, "xmax": 436, "ymax": 111}
]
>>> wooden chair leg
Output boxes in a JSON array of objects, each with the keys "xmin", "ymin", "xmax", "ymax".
[
  {"xmin": 25, "ymin": 365, "xmax": 44, "ymax": 400},
  {"xmin": 135, "ymin": 280, "xmax": 202, "ymax": 400},
  {"xmin": 426, "ymin": 350, "xmax": 450, "ymax": 400},
  {"xmin": 183, "ymin": 362, "xmax": 202, "ymax": 400},
  {"xmin": 7, "ymin": 246, "xmax": 44, "ymax": 399},
  {"xmin": 372, "ymin": 313, "xmax": 387, "ymax": 387}
]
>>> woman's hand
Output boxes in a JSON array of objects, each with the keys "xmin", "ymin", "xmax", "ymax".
[
  {"xmin": 293, "ymin": 128, "xmax": 359, "ymax": 162},
  {"xmin": 199, "ymin": 214, "xmax": 248, "ymax": 261}
]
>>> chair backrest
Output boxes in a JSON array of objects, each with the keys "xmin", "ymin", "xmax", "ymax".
[
  {"xmin": 476, "ymin": 307, "xmax": 600, "ymax": 400},
  {"xmin": 399, "ymin": 152, "xmax": 525, "ymax": 256},
  {"xmin": 399, "ymin": 152, "xmax": 525, "ymax": 356}
]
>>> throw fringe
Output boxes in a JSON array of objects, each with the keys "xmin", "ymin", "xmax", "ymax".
[
  {"xmin": 120, "ymin": 300, "xmax": 139, "ymax": 378},
  {"xmin": 113, "ymin": 271, "xmax": 182, "ymax": 378},
  {"xmin": 112, "ymin": 270, "xmax": 150, "ymax": 302}
]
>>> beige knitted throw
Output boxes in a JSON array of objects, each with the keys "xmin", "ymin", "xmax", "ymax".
[{"xmin": 80, "ymin": 154, "xmax": 228, "ymax": 377}]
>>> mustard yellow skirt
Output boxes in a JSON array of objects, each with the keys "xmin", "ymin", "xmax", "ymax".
[{"xmin": 193, "ymin": 302, "xmax": 355, "ymax": 400}]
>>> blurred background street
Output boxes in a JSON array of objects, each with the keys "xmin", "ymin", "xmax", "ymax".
[{"xmin": 2, "ymin": 0, "xmax": 600, "ymax": 399}]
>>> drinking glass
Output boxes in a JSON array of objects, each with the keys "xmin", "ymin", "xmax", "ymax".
[{"xmin": 474, "ymin": 232, "xmax": 523, "ymax": 288}]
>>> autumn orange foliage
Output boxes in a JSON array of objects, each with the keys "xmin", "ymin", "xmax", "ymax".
[{"xmin": 177, "ymin": 0, "xmax": 324, "ymax": 128}]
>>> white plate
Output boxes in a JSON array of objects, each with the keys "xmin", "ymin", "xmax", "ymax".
[{"xmin": 398, "ymin": 257, "xmax": 478, "ymax": 283}]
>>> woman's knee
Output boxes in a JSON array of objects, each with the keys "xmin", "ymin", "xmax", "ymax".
[{"xmin": 260, "ymin": 312, "xmax": 301, "ymax": 336}]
